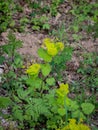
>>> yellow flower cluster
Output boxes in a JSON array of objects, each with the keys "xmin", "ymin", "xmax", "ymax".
[
  {"xmin": 47, "ymin": 43, "xmax": 58, "ymax": 56},
  {"xmin": 56, "ymin": 42, "xmax": 64, "ymax": 51},
  {"xmin": 26, "ymin": 64, "xmax": 40, "ymax": 76},
  {"xmin": 57, "ymin": 119, "xmax": 90, "ymax": 130},
  {"xmin": 56, "ymin": 83, "xmax": 69, "ymax": 97},
  {"xmin": 43, "ymin": 38, "xmax": 64, "ymax": 56}
]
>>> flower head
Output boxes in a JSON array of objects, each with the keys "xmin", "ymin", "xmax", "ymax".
[
  {"xmin": 43, "ymin": 38, "xmax": 52, "ymax": 48},
  {"xmin": 56, "ymin": 83, "xmax": 69, "ymax": 97},
  {"xmin": 78, "ymin": 124, "xmax": 90, "ymax": 130},
  {"xmin": 61, "ymin": 119, "xmax": 90, "ymax": 130},
  {"xmin": 69, "ymin": 119, "xmax": 76, "ymax": 124},
  {"xmin": 42, "ymin": 38, "xmax": 64, "ymax": 57},
  {"xmin": 43, "ymin": 38, "xmax": 52, "ymax": 44},
  {"xmin": 56, "ymin": 42, "xmax": 64, "ymax": 51},
  {"xmin": 47, "ymin": 43, "xmax": 58, "ymax": 56},
  {"xmin": 26, "ymin": 64, "xmax": 40, "ymax": 76}
]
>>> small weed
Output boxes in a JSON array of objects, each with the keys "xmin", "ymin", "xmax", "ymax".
[
  {"xmin": 0, "ymin": 0, "xmax": 15, "ymax": 33},
  {"xmin": 31, "ymin": 16, "xmax": 50, "ymax": 31},
  {"xmin": 70, "ymin": 1, "xmax": 98, "ymax": 40},
  {"xmin": 50, "ymin": 22, "xmax": 67, "ymax": 42}
]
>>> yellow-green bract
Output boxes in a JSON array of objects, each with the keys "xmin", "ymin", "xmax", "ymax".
[{"xmin": 26, "ymin": 64, "xmax": 40, "ymax": 76}]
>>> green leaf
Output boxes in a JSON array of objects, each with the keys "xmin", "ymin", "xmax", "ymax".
[
  {"xmin": 69, "ymin": 101, "xmax": 79, "ymax": 111},
  {"xmin": 26, "ymin": 77, "xmax": 42, "ymax": 89},
  {"xmin": 72, "ymin": 110, "xmax": 86, "ymax": 120},
  {"xmin": 0, "ymin": 56, "xmax": 5, "ymax": 64},
  {"xmin": 14, "ymin": 55, "xmax": 23, "ymax": 67},
  {"xmin": 17, "ymin": 88, "xmax": 31, "ymax": 100},
  {"xmin": 0, "ymin": 96, "xmax": 12, "ymax": 108},
  {"xmin": 32, "ymin": 25, "xmax": 40, "ymax": 31},
  {"xmin": 72, "ymin": 34, "xmax": 81, "ymax": 41},
  {"xmin": 46, "ymin": 77, "xmax": 55, "ymax": 86},
  {"xmin": 58, "ymin": 108, "xmax": 66, "ymax": 116},
  {"xmin": 81, "ymin": 103, "xmax": 95, "ymax": 115},
  {"xmin": 2, "ymin": 44, "xmax": 12, "ymax": 56},
  {"xmin": 41, "ymin": 64, "xmax": 51, "ymax": 77},
  {"xmin": 37, "ymin": 48, "xmax": 52, "ymax": 62},
  {"xmin": 73, "ymin": 26, "xmax": 79, "ymax": 33},
  {"xmin": 13, "ymin": 106, "xmax": 23, "ymax": 121},
  {"xmin": 43, "ymin": 23, "xmax": 50, "ymax": 30},
  {"xmin": 20, "ymin": 17, "xmax": 29, "ymax": 24},
  {"xmin": 51, "ymin": 47, "xmax": 73, "ymax": 72},
  {"xmin": 13, "ymin": 95, "xmax": 22, "ymax": 103}
]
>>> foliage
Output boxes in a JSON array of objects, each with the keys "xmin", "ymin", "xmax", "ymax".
[
  {"xmin": 0, "ymin": 32, "xmax": 23, "ymax": 90},
  {"xmin": 1, "ymin": 35, "xmax": 96, "ymax": 129},
  {"xmin": 19, "ymin": 17, "xmax": 29, "ymax": 32},
  {"xmin": 50, "ymin": 0, "xmax": 64, "ymax": 16},
  {"xmin": 81, "ymin": 103, "xmax": 95, "ymax": 115},
  {"xmin": 0, "ymin": 0, "xmax": 98, "ymax": 36},
  {"xmin": 0, "ymin": 96, "xmax": 12, "ymax": 108},
  {"xmin": 50, "ymin": 0, "xmax": 61, "ymax": 16},
  {"xmin": 0, "ymin": 0, "xmax": 15, "ymax": 33},
  {"xmin": 50, "ymin": 23, "xmax": 67, "ymax": 42},
  {"xmin": 50, "ymin": 47, "xmax": 73, "ymax": 79},
  {"xmin": 31, "ymin": 15, "xmax": 50, "ymax": 31},
  {"xmin": 56, "ymin": 83, "xmax": 95, "ymax": 123},
  {"xmin": 0, "ymin": 0, "xmax": 98, "ymax": 125},
  {"xmin": 70, "ymin": 1, "xmax": 98, "ymax": 39},
  {"xmin": 77, "ymin": 52, "xmax": 98, "ymax": 92},
  {"xmin": 38, "ymin": 38, "xmax": 64, "ymax": 62}
]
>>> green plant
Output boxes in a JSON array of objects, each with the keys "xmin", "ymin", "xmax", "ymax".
[
  {"xmin": 0, "ymin": 96, "xmax": 13, "ymax": 128},
  {"xmin": 14, "ymin": 38, "xmax": 65, "ymax": 129},
  {"xmin": 31, "ymin": 15, "xmax": 50, "ymax": 31},
  {"xmin": 77, "ymin": 52, "xmax": 98, "ymax": 92},
  {"xmin": 0, "ymin": 96, "xmax": 12, "ymax": 109},
  {"xmin": 50, "ymin": 0, "xmax": 61, "ymax": 16},
  {"xmin": 70, "ymin": 1, "xmax": 98, "ymax": 40},
  {"xmin": 0, "ymin": 37, "xmax": 65, "ymax": 129},
  {"xmin": 0, "ymin": 32, "xmax": 23, "ymax": 90},
  {"xmin": 0, "ymin": 0, "xmax": 15, "ymax": 33},
  {"xmin": 50, "ymin": 23, "xmax": 67, "ymax": 42},
  {"xmin": 0, "ymin": 32, "xmax": 22, "ymax": 66},
  {"xmin": 50, "ymin": 46, "xmax": 73, "ymax": 80},
  {"xmin": 0, "ymin": 36, "xmax": 95, "ymax": 130},
  {"xmin": 30, "ymin": 1, "xmax": 40, "ymax": 9},
  {"xmin": 15, "ymin": 3, "xmax": 23, "ymax": 12},
  {"xmin": 56, "ymin": 83, "xmax": 95, "ymax": 124},
  {"xmin": 19, "ymin": 17, "xmax": 29, "ymax": 32}
]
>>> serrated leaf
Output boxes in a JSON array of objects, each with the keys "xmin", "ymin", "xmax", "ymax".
[
  {"xmin": 51, "ymin": 47, "xmax": 73, "ymax": 72},
  {"xmin": 37, "ymin": 48, "xmax": 52, "ymax": 62},
  {"xmin": 72, "ymin": 110, "xmax": 86, "ymax": 120},
  {"xmin": 81, "ymin": 103, "xmax": 95, "ymax": 115},
  {"xmin": 58, "ymin": 108, "xmax": 66, "ymax": 116},
  {"xmin": 13, "ymin": 106, "xmax": 23, "ymax": 121},
  {"xmin": 43, "ymin": 23, "xmax": 50, "ymax": 30},
  {"xmin": 41, "ymin": 64, "xmax": 51, "ymax": 77},
  {"xmin": 14, "ymin": 55, "xmax": 23, "ymax": 67},
  {"xmin": 0, "ymin": 56, "xmax": 5, "ymax": 64},
  {"xmin": 13, "ymin": 95, "xmax": 22, "ymax": 103},
  {"xmin": 26, "ymin": 77, "xmax": 42, "ymax": 89},
  {"xmin": 46, "ymin": 77, "xmax": 55, "ymax": 86},
  {"xmin": 17, "ymin": 88, "xmax": 31, "ymax": 100},
  {"xmin": 0, "ymin": 96, "xmax": 12, "ymax": 108},
  {"xmin": 69, "ymin": 101, "xmax": 79, "ymax": 111}
]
